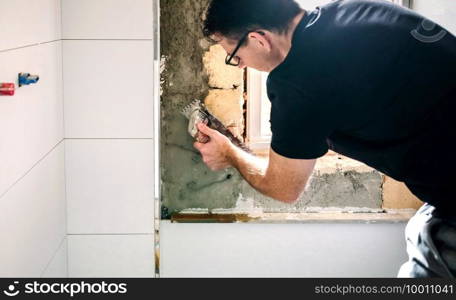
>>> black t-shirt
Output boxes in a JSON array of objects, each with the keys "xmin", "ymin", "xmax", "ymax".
[{"xmin": 267, "ymin": 0, "xmax": 456, "ymax": 193}]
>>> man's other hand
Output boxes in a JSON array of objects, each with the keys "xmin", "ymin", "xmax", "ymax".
[{"xmin": 193, "ymin": 123, "xmax": 233, "ymax": 171}]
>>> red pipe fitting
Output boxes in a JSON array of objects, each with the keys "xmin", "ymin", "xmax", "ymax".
[{"xmin": 0, "ymin": 83, "xmax": 15, "ymax": 96}]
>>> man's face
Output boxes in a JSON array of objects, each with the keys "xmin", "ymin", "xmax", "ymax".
[{"xmin": 216, "ymin": 33, "xmax": 272, "ymax": 72}]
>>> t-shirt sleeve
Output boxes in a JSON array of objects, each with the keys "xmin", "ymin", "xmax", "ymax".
[{"xmin": 267, "ymin": 77, "xmax": 333, "ymax": 159}]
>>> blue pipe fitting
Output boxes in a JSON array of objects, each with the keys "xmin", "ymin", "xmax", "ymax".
[{"xmin": 18, "ymin": 73, "xmax": 40, "ymax": 87}]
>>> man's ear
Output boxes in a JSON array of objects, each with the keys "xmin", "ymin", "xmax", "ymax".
[{"xmin": 249, "ymin": 31, "xmax": 272, "ymax": 52}]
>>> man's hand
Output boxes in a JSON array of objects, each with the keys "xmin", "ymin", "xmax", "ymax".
[
  {"xmin": 193, "ymin": 123, "xmax": 316, "ymax": 203},
  {"xmin": 193, "ymin": 123, "xmax": 233, "ymax": 171}
]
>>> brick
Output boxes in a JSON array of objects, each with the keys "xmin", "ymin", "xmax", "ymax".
[
  {"xmin": 203, "ymin": 44, "xmax": 243, "ymax": 89},
  {"xmin": 382, "ymin": 176, "xmax": 423, "ymax": 209},
  {"xmin": 204, "ymin": 89, "xmax": 244, "ymax": 139}
]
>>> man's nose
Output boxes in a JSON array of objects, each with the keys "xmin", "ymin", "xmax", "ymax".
[{"xmin": 238, "ymin": 62, "xmax": 246, "ymax": 69}]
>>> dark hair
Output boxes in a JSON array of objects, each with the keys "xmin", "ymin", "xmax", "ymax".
[{"xmin": 203, "ymin": 0, "xmax": 302, "ymax": 41}]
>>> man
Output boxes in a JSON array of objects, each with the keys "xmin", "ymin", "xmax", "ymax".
[{"xmin": 195, "ymin": 0, "xmax": 456, "ymax": 277}]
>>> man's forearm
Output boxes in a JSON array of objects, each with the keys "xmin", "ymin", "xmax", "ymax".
[
  {"xmin": 224, "ymin": 143, "xmax": 313, "ymax": 203},
  {"xmin": 226, "ymin": 144, "xmax": 271, "ymax": 197},
  {"xmin": 194, "ymin": 122, "xmax": 307, "ymax": 202}
]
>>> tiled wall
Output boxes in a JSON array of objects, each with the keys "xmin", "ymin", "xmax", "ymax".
[
  {"xmin": 160, "ymin": 222, "xmax": 408, "ymax": 277},
  {"xmin": 0, "ymin": 0, "xmax": 156, "ymax": 278},
  {"xmin": 0, "ymin": 0, "xmax": 66, "ymax": 277},
  {"xmin": 61, "ymin": 0, "xmax": 156, "ymax": 277}
]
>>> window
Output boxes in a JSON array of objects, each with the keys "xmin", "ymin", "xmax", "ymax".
[{"xmin": 246, "ymin": 69, "xmax": 271, "ymax": 152}]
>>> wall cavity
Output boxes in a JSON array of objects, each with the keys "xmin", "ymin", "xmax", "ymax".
[{"xmin": 160, "ymin": 0, "xmax": 417, "ymax": 218}]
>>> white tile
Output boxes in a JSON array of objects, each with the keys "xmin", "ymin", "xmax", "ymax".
[
  {"xmin": 0, "ymin": 144, "xmax": 66, "ymax": 277},
  {"xmin": 0, "ymin": 42, "xmax": 64, "ymax": 197},
  {"xmin": 42, "ymin": 238, "xmax": 68, "ymax": 278},
  {"xmin": 63, "ymin": 40, "xmax": 154, "ymax": 138},
  {"xmin": 0, "ymin": 0, "xmax": 61, "ymax": 51},
  {"xmin": 62, "ymin": 0, "xmax": 154, "ymax": 39},
  {"xmin": 68, "ymin": 235, "xmax": 155, "ymax": 278},
  {"xmin": 66, "ymin": 139, "xmax": 154, "ymax": 234},
  {"xmin": 160, "ymin": 221, "xmax": 408, "ymax": 278}
]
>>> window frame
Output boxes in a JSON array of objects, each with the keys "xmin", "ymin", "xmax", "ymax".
[
  {"xmin": 392, "ymin": 0, "xmax": 413, "ymax": 8},
  {"xmin": 246, "ymin": 68, "xmax": 272, "ymax": 152}
]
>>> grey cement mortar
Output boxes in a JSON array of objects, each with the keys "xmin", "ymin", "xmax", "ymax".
[
  {"xmin": 250, "ymin": 170, "xmax": 383, "ymax": 212},
  {"xmin": 161, "ymin": 0, "xmax": 243, "ymax": 216},
  {"xmin": 160, "ymin": 0, "xmax": 383, "ymax": 218}
]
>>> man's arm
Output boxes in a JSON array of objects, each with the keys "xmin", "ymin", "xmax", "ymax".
[{"xmin": 194, "ymin": 123, "xmax": 316, "ymax": 203}]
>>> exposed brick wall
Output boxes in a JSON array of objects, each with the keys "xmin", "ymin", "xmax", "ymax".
[
  {"xmin": 382, "ymin": 176, "xmax": 423, "ymax": 209},
  {"xmin": 202, "ymin": 45, "xmax": 245, "ymax": 140}
]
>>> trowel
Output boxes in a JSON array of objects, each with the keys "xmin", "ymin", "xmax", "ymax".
[{"xmin": 181, "ymin": 99, "xmax": 251, "ymax": 153}]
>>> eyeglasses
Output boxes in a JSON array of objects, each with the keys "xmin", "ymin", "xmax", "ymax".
[{"xmin": 225, "ymin": 32, "xmax": 249, "ymax": 66}]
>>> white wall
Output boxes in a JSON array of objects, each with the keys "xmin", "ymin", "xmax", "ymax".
[
  {"xmin": 61, "ymin": 0, "xmax": 156, "ymax": 278},
  {"xmin": 160, "ymin": 222, "xmax": 408, "ymax": 278},
  {"xmin": 0, "ymin": 0, "xmax": 65, "ymax": 277}
]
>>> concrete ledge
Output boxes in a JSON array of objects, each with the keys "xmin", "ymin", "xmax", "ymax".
[{"xmin": 171, "ymin": 209, "xmax": 416, "ymax": 224}]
